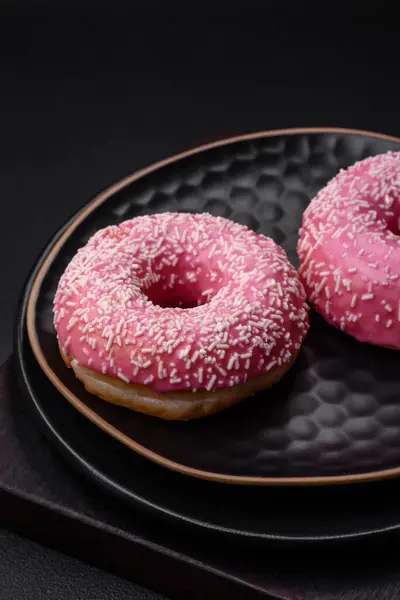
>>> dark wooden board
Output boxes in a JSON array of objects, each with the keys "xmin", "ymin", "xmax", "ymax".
[{"xmin": 2, "ymin": 357, "xmax": 400, "ymax": 599}]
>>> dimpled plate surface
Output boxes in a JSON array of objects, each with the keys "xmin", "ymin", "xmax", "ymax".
[{"xmin": 26, "ymin": 129, "xmax": 400, "ymax": 484}]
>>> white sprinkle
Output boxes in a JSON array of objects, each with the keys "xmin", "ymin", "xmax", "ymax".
[
  {"xmin": 351, "ymin": 294, "xmax": 358, "ymax": 308},
  {"xmin": 325, "ymin": 286, "xmax": 331, "ymax": 299},
  {"xmin": 179, "ymin": 345, "xmax": 191, "ymax": 359},
  {"xmin": 130, "ymin": 358, "xmax": 142, "ymax": 367},
  {"xmin": 386, "ymin": 319, "xmax": 393, "ymax": 328},
  {"xmin": 384, "ymin": 304, "xmax": 393, "ymax": 313},
  {"xmin": 142, "ymin": 360, "xmax": 152, "ymax": 369},
  {"xmin": 206, "ymin": 374, "xmax": 217, "ymax": 391},
  {"xmin": 66, "ymin": 317, "xmax": 78, "ymax": 331},
  {"xmin": 69, "ymin": 283, "xmax": 79, "ymax": 295},
  {"xmin": 144, "ymin": 375, "xmax": 155, "ymax": 385},
  {"xmin": 343, "ymin": 279, "xmax": 352, "ymax": 292},
  {"xmin": 158, "ymin": 361, "xmax": 164, "ymax": 378},
  {"xmin": 375, "ymin": 314, "xmax": 380, "ymax": 322},
  {"xmin": 361, "ymin": 293, "xmax": 374, "ymax": 301},
  {"xmin": 197, "ymin": 368, "xmax": 203, "ymax": 384},
  {"xmin": 315, "ymin": 277, "xmax": 328, "ymax": 296},
  {"xmin": 384, "ymin": 194, "xmax": 393, "ymax": 208},
  {"xmin": 190, "ymin": 350, "xmax": 199, "ymax": 364},
  {"xmin": 116, "ymin": 318, "xmax": 125, "ymax": 335},
  {"xmin": 216, "ymin": 364, "xmax": 227, "ymax": 376},
  {"xmin": 227, "ymin": 355, "xmax": 236, "ymax": 370},
  {"xmin": 81, "ymin": 323, "xmax": 91, "ymax": 335},
  {"xmin": 266, "ymin": 359, "xmax": 277, "ymax": 371},
  {"xmin": 105, "ymin": 334, "xmax": 114, "ymax": 351},
  {"xmin": 334, "ymin": 272, "xmax": 342, "ymax": 294},
  {"xmin": 118, "ymin": 372, "xmax": 130, "ymax": 383},
  {"xmin": 348, "ymin": 267, "xmax": 358, "ymax": 274}
]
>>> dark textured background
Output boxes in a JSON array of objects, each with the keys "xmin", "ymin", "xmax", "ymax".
[
  {"xmin": 1, "ymin": 0, "xmax": 400, "ymax": 365},
  {"xmin": 0, "ymin": 529, "xmax": 166, "ymax": 600},
  {"xmin": 1, "ymin": 1, "xmax": 400, "ymax": 598}
]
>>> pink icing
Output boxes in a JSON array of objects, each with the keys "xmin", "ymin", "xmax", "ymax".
[
  {"xmin": 54, "ymin": 212, "xmax": 309, "ymax": 392},
  {"xmin": 298, "ymin": 151, "xmax": 400, "ymax": 348}
]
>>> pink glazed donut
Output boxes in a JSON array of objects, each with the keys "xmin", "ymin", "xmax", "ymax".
[
  {"xmin": 298, "ymin": 151, "xmax": 400, "ymax": 348},
  {"xmin": 54, "ymin": 212, "xmax": 309, "ymax": 420}
]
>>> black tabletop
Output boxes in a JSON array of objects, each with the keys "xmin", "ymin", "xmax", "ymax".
[{"xmin": 1, "ymin": 1, "xmax": 400, "ymax": 598}]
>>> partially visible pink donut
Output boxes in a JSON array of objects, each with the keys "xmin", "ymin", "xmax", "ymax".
[
  {"xmin": 53, "ymin": 212, "xmax": 309, "ymax": 420},
  {"xmin": 298, "ymin": 151, "xmax": 400, "ymax": 348}
]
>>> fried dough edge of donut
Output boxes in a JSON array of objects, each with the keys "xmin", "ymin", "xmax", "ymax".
[{"xmin": 60, "ymin": 344, "xmax": 299, "ymax": 421}]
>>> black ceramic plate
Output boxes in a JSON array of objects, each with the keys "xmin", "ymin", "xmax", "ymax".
[
  {"xmin": 23, "ymin": 128, "xmax": 400, "ymax": 486},
  {"xmin": 16, "ymin": 316, "xmax": 400, "ymax": 542}
]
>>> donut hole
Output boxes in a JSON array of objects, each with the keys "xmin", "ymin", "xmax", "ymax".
[
  {"xmin": 144, "ymin": 281, "xmax": 207, "ymax": 309},
  {"xmin": 386, "ymin": 215, "xmax": 400, "ymax": 236},
  {"xmin": 141, "ymin": 262, "xmax": 223, "ymax": 309}
]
